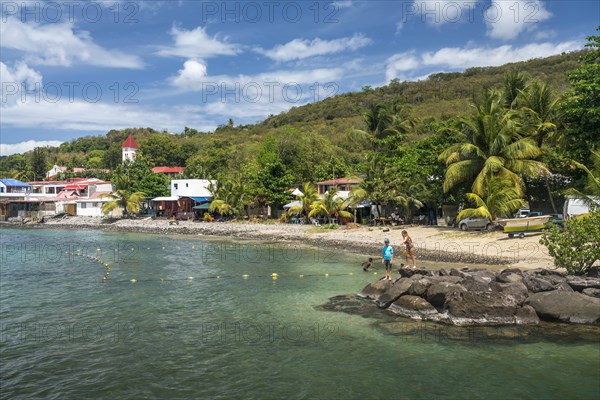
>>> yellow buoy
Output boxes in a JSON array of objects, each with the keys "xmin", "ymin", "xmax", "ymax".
[
  {"xmin": 299, "ymin": 275, "xmax": 304, "ymax": 278},
  {"xmin": 216, "ymin": 276, "xmax": 220, "ymax": 279},
  {"xmin": 271, "ymin": 273, "xmax": 278, "ymax": 278},
  {"xmin": 349, "ymin": 272, "xmax": 353, "ymax": 275},
  {"xmin": 188, "ymin": 276, "xmax": 194, "ymax": 281},
  {"xmin": 243, "ymin": 274, "xmax": 249, "ymax": 279},
  {"xmin": 130, "ymin": 278, "xmax": 137, "ymax": 283},
  {"xmin": 325, "ymin": 273, "xmax": 329, "ymax": 277}
]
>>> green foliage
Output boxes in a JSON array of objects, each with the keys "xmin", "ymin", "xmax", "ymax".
[
  {"xmin": 136, "ymin": 173, "xmax": 170, "ymax": 198},
  {"xmin": 139, "ymin": 133, "xmax": 183, "ymax": 167},
  {"xmin": 540, "ymin": 211, "xmax": 600, "ymax": 275},
  {"xmin": 560, "ymin": 28, "xmax": 600, "ymax": 161},
  {"xmin": 30, "ymin": 147, "xmax": 48, "ymax": 181},
  {"xmin": 101, "ymin": 190, "xmax": 145, "ymax": 218},
  {"xmin": 456, "ymin": 176, "xmax": 526, "ymax": 221}
]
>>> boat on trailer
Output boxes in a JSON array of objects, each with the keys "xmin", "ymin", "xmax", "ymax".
[{"xmin": 495, "ymin": 215, "xmax": 552, "ymax": 238}]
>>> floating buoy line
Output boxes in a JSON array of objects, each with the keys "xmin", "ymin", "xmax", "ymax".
[{"xmin": 67, "ymin": 250, "xmax": 363, "ymax": 284}]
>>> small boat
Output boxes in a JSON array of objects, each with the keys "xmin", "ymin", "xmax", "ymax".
[{"xmin": 495, "ymin": 215, "xmax": 552, "ymax": 238}]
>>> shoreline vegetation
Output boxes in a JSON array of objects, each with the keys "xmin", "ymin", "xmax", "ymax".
[{"xmin": 2, "ymin": 216, "xmax": 555, "ymax": 270}]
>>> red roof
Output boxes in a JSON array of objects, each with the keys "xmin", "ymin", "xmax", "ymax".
[
  {"xmin": 316, "ymin": 177, "xmax": 362, "ymax": 185},
  {"xmin": 122, "ymin": 134, "xmax": 139, "ymax": 149},
  {"xmin": 152, "ymin": 166, "xmax": 184, "ymax": 174}
]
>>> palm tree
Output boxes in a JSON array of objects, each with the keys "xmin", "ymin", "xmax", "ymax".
[
  {"xmin": 394, "ymin": 182, "xmax": 426, "ymax": 223},
  {"xmin": 502, "ymin": 71, "xmax": 528, "ymax": 109},
  {"xmin": 567, "ymin": 150, "xmax": 600, "ymax": 203},
  {"xmin": 308, "ymin": 189, "xmax": 352, "ymax": 224},
  {"xmin": 456, "ymin": 176, "xmax": 526, "ymax": 222},
  {"xmin": 288, "ymin": 182, "xmax": 318, "ymax": 217},
  {"xmin": 101, "ymin": 190, "xmax": 145, "ymax": 218},
  {"xmin": 345, "ymin": 184, "xmax": 368, "ymax": 223},
  {"xmin": 438, "ymin": 88, "xmax": 549, "ymax": 196}
]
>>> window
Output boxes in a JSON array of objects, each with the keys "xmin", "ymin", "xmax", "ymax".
[
  {"xmin": 0, "ymin": 187, "xmax": 4, "ymax": 193},
  {"xmin": 174, "ymin": 183, "xmax": 178, "ymax": 190},
  {"xmin": 186, "ymin": 183, "xmax": 189, "ymax": 187},
  {"xmin": 80, "ymin": 203, "xmax": 87, "ymax": 209}
]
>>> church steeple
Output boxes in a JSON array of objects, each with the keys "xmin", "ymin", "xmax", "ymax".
[{"xmin": 122, "ymin": 134, "xmax": 139, "ymax": 163}]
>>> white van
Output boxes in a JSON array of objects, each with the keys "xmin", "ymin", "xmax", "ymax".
[{"xmin": 563, "ymin": 196, "xmax": 599, "ymax": 220}]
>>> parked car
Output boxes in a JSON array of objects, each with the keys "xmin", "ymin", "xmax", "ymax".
[
  {"xmin": 514, "ymin": 208, "xmax": 531, "ymax": 218},
  {"xmin": 545, "ymin": 213, "xmax": 564, "ymax": 229},
  {"xmin": 457, "ymin": 218, "xmax": 494, "ymax": 231}
]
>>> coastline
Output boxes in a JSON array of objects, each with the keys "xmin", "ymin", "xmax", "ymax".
[{"xmin": 2, "ymin": 216, "xmax": 555, "ymax": 270}]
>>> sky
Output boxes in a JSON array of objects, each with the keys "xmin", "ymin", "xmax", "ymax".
[{"xmin": 0, "ymin": 0, "xmax": 598, "ymax": 155}]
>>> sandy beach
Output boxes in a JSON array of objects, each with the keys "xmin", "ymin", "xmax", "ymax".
[{"xmin": 5, "ymin": 216, "xmax": 555, "ymax": 271}]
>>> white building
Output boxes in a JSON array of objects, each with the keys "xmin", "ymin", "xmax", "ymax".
[
  {"xmin": 170, "ymin": 179, "xmax": 216, "ymax": 199},
  {"xmin": 122, "ymin": 134, "xmax": 139, "ymax": 163}
]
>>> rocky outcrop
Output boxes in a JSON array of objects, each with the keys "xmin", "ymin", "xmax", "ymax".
[
  {"xmin": 354, "ymin": 267, "xmax": 600, "ymax": 326},
  {"xmin": 525, "ymin": 291, "xmax": 600, "ymax": 324}
]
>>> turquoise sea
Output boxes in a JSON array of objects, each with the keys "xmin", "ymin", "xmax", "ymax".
[{"xmin": 1, "ymin": 227, "xmax": 599, "ymax": 399}]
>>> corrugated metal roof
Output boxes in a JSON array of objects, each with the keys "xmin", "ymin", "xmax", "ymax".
[{"xmin": 0, "ymin": 179, "xmax": 31, "ymax": 187}]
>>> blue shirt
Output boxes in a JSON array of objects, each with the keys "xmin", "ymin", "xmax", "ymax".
[{"xmin": 382, "ymin": 245, "xmax": 394, "ymax": 261}]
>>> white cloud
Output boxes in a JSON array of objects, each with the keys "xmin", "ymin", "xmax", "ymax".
[
  {"xmin": 1, "ymin": 140, "xmax": 65, "ymax": 156},
  {"xmin": 1, "ymin": 61, "xmax": 43, "ymax": 106},
  {"xmin": 486, "ymin": 0, "xmax": 552, "ymax": 40},
  {"xmin": 385, "ymin": 40, "xmax": 583, "ymax": 82},
  {"xmin": 385, "ymin": 52, "xmax": 420, "ymax": 81},
  {"xmin": 421, "ymin": 41, "xmax": 581, "ymax": 69},
  {"xmin": 332, "ymin": 1, "xmax": 354, "ymax": 9},
  {"xmin": 156, "ymin": 25, "xmax": 240, "ymax": 58},
  {"xmin": 257, "ymin": 34, "xmax": 371, "ymax": 62},
  {"xmin": 171, "ymin": 59, "xmax": 208, "ymax": 88},
  {"xmin": 0, "ymin": 17, "xmax": 144, "ymax": 68}
]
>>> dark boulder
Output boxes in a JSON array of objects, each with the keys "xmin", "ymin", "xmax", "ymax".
[
  {"xmin": 407, "ymin": 278, "xmax": 433, "ymax": 297},
  {"xmin": 426, "ymin": 282, "xmax": 467, "ymax": 310},
  {"xmin": 469, "ymin": 269, "xmax": 497, "ymax": 283},
  {"xmin": 582, "ymin": 288, "xmax": 600, "ymax": 298},
  {"xmin": 388, "ymin": 295, "xmax": 439, "ymax": 320},
  {"xmin": 554, "ymin": 281, "xmax": 574, "ymax": 292},
  {"xmin": 445, "ymin": 291, "xmax": 522, "ymax": 326},
  {"xmin": 523, "ymin": 275, "xmax": 555, "ymax": 293},
  {"xmin": 489, "ymin": 281, "xmax": 529, "ymax": 306},
  {"xmin": 566, "ymin": 276, "xmax": 600, "ymax": 292},
  {"xmin": 376, "ymin": 278, "xmax": 414, "ymax": 308},
  {"xmin": 497, "ymin": 268, "xmax": 523, "ymax": 283},
  {"xmin": 525, "ymin": 291, "xmax": 600, "ymax": 324},
  {"xmin": 515, "ymin": 305, "xmax": 540, "ymax": 325},
  {"xmin": 358, "ymin": 279, "xmax": 392, "ymax": 300},
  {"xmin": 525, "ymin": 269, "xmax": 566, "ymax": 285},
  {"xmin": 399, "ymin": 268, "xmax": 435, "ymax": 278}
]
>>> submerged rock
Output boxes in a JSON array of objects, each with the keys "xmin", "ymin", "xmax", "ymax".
[{"xmin": 525, "ymin": 291, "xmax": 600, "ymax": 324}]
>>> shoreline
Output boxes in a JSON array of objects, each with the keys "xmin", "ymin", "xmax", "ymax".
[{"xmin": 1, "ymin": 216, "xmax": 556, "ymax": 270}]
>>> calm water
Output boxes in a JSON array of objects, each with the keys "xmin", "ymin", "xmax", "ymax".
[{"xmin": 1, "ymin": 227, "xmax": 599, "ymax": 400}]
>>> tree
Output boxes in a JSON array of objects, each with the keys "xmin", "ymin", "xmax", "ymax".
[
  {"xmin": 251, "ymin": 137, "xmax": 294, "ymax": 208},
  {"xmin": 540, "ymin": 210, "xmax": 600, "ymax": 275},
  {"xmin": 438, "ymin": 88, "xmax": 549, "ymax": 196},
  {"xmin": 456, "ymin": 176, "xmax": 526, "ymax": 222},
  {"xmin": 288, "ymin": 182, "xmax": 318, "ymax": 217},
  {"xmin": 101, "ymin": 190, "xmax": 145, "ymax": 218},
  {"xmin": 502, "ymin": 71, "xmax": 528, "ymax": 109},
  {"xmin": 30, "ymin": 147, "xmax": 47, "ymax": 181},
  {"xmin": 308, "ymin": 189, "xmax": 352, "ymax": 224},
  {"xmin": 137, "ymin": 173, "xmax": 170, "ymax": 198},
  {"xmin": 567, "ymin": 150, "xmax": 600, "ymax": 202},
  {"xmin": 560, "ymin": 28, "xmax": 600, "ymax": 161},
  {"xmin": 139, "ymin": 134, "xmax": 182, "ymax": 167}
]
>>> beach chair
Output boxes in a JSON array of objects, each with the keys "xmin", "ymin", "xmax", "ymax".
[{"xmin": 310, "ymin": 218, "xmax": 320, "ymax": 226}]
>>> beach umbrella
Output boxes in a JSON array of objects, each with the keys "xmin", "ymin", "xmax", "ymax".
[{"xmin": 291, "ymin": 188, "xmax": 304, "ymax": 197}]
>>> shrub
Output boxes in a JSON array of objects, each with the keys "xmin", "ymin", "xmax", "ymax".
[{"xmin": 540, "ymin": 210, "xmax": 600, "ymax": 275}]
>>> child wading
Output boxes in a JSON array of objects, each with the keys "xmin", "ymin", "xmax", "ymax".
[
  {"xmin": 362, "ymin": 257, "xmax": 377, "ymax": 271},
  {"xmin": 401, "ymin": 230, "xmax": 416, "ymax": 268},
  {"xmin": 381, "ymin": 238, "xmax": 394, "ymax": 281}
]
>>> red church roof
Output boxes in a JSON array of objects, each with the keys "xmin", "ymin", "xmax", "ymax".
[{"xmin": 122, "ymin": 134, "xmax": 139, "ymax": 149}]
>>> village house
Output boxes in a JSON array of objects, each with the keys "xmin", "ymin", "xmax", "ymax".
[{"xmin": 151, "ymin": 179, "xmax": 216, "ymax": 219}]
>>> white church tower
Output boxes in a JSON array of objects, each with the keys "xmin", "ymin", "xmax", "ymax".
[{"xmin": 122, "ymin": 134, "xmax": 139, "ymax": 163}]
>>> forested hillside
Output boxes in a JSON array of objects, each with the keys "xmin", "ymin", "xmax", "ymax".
[{"xmin": 1, "ymin": 43, "xmax": 597, "ymax": 213}]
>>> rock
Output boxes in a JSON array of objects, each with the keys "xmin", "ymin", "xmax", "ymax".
[
  {"xmin": 376, "ymin": 278, "xmax": 414, "ymax": 308},
  {"xmin": 461, "ymin": 275, "xmax": 493, "ymax": 292},
  {"xmin": 388, "ymin": 295, "xmax": 439, "ymax": 320},
  {"xmin": 489, "ymin": 281, "xmax": 529, "ymax": 306},
  {"xmin": 407, "ymin": 278, "xmax": 433, "ymax": 297},
  {"xmin": 358, "ymin": 279, "xmax": 392, "ymax": 300},
  {"xmin": 525, "ymin": 269, "xmax": 566, "ymax": 285},
  {"xmin": 566, "ymin": 276, "xmax": 600, "ymax": 291},
  {"xmin": 515, "ymin": 305, "xmax": 540, "ymax": 325},
  {"xmin": 426, "ymin": 282, "xmax": 467, "ymax": 310},
  {"xmin": 399, "ymin": 268, "xmax": 435, "ymax": 278},
  {"xmin": 439, "ymin": 268, "xmax": 449, "ymax": 276},
  {"xmin": 525, "ymin": 291, "xmax": 600, "ymax": 324},
  {"xmin": 582, "ymin": 288, "xmax": 600, "ymax": 298},
  {"xmin": 554, "ymin": 281, "xmax": 574, "ymax": 292},
  {"xmin": 469, "ymin": 269, "xmax": 497, "ymax": 283},
  {"xmin": 523, "ymin": 275, "xmax": 555, "ymax": 293},
  {"xmin": 587, "ymin": 267, "xmax": 600, "ymax": 278},
  {"xmin": 497, "ymin": 268, "xmax": 523, "ymax": 283},
  {"xmin": 446, "ymin": 291, "xmax": 519, "ymax": 325}
]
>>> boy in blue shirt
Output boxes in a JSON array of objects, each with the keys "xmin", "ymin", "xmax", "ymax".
[{"xmin": 382, "ymin": 238, "xmax": 394, "ymax": 281}]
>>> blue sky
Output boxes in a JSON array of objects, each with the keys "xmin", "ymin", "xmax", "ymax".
[{"xmin": 1, "ymin": 0, "xmax": 598, "ymax": 155}]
